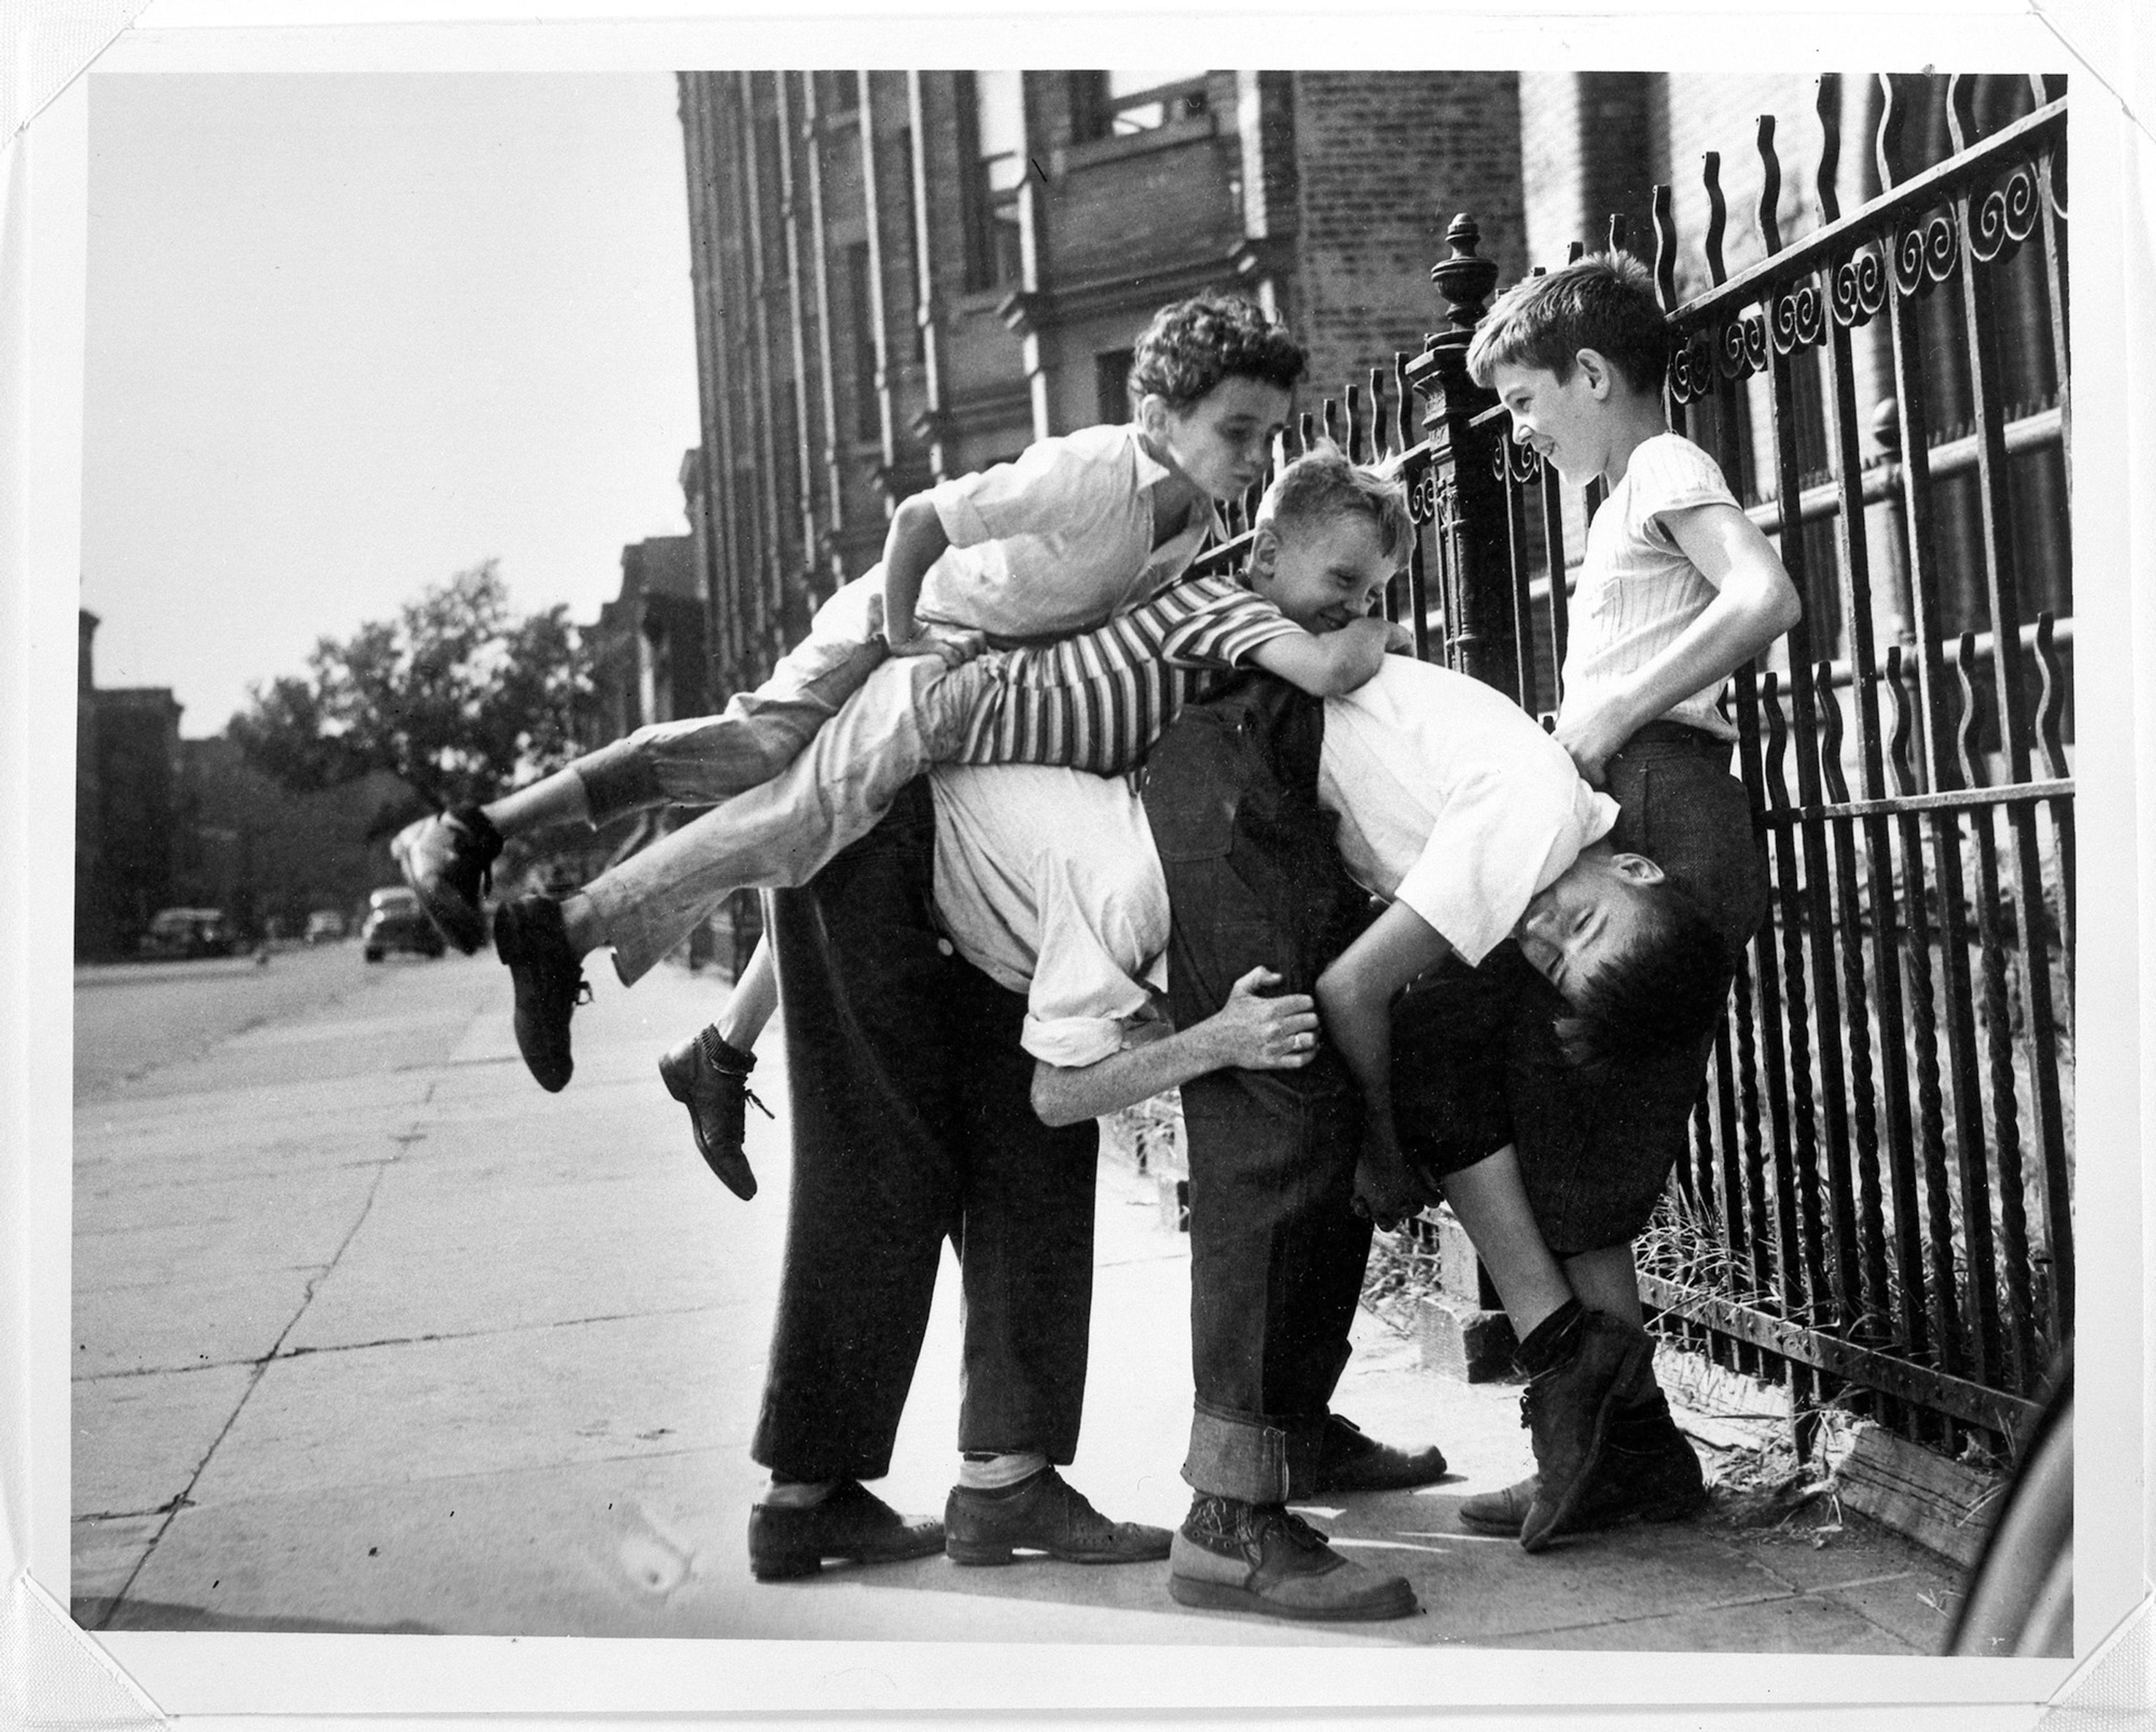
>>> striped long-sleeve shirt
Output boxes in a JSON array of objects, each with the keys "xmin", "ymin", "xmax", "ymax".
[{"xmin": 951, "ymin": 572, "xmax": 1305, "ymax": 775}]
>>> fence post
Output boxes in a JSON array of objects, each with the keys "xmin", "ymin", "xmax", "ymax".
[
  {"xmin": 1401, "ymin": 213, "xmax": 1520, "ymax": 1381},
  {"xmin": 1405, "ymin": 213, "xmax": 1519, "ymax": 702}
]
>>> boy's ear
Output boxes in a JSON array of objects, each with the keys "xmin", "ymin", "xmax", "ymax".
[
  {"xmin": 1610, "ymin": 850, "xmax": 1666, "ymax": 885},
  {"xmin": 1135, "ymin": 392, "xmax": 1172, "ymax": 438},
  {"xmin": 1246, "ymin": 524, "xmax": 1280, "ymax": 578},
  {"xmin": 1574, "ymin": 348, "xmax": 1616, "ymax": 398}
]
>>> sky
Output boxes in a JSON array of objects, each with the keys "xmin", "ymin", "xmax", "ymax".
[{"xmin": 79, "ymin": 71, "xmax": 702, "ymax": 736}]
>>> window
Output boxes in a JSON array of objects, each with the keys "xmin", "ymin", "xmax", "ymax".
[
  {"xmin": 1068, "ymin": 70, "xmax": 1210, "ymax": 144},
  {"xmin": 962, "ymin": 70, "xmax": 1027, "ymax": 293}
]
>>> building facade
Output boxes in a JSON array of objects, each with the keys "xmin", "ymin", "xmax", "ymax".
[
  {"xmin": 75, "ymin": 610, "xmax": 185, "ymax": 959},
  {"xmin": 675, "ymin": 69, "xmax": 1528, "ymax": 700}
]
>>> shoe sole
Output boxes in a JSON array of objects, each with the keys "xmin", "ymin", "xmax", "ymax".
[
  {"xmin": 750, "ymin": 1534, "xmax": 947, "ymax": 1582},
  {"xmin": 392, "ymin": 837, "xmax": 487, "ymax": 956},
  {"xmin": 946, "ymin": 1538, "xmax": 1174, "ymax": 1567},
  {"xmin": 1459, "ymin": 1492, "xmax": 1703, "ymax": 1538},
  {"xmin": 1167, "ymin": 1573, "xmax": 1418, "ymax": 1621}
]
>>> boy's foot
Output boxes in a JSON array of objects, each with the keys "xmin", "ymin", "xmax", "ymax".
[
  {"xmin": 656, "ymin": 1026, "xmax": 769, "ymax": 1201},
  {"xmin": 1167, "ymin": 1495, "xmax": 1418, "ymax": 1622},
  {"xmin": 1311, "ymin": 1413, "xmax": 1448, "ymax": 1493},
  {"xmin": 1516, "ymin": 1309, "xmax": 1652, "ymax": 1553},
  {"xmin": 1460, "ymin": 1393, "xmax": 1707, "ymax": 1536},
  {"xmin": 391, "ymin": 807, "xmax": 503, "ymax": 954},
  {"xmin": 746, "ymin": 1481, "xmax": 945, "ymax": 1582},
  {"xmin": 492, "ymin": 896, "xmax": 589, "ymax": 1093},
  {"xmin": 944, "ymin": 1468, "xmax": 1172, "ymax": 1566}
]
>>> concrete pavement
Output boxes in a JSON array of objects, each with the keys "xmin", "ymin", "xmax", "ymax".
[{"xmin": 71, "ymin": 942, "xmax": 1959, "ymax": 1648}]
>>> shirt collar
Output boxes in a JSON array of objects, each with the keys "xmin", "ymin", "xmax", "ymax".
[{"xmin": 1127, "ymin": 424, "xmax": 1227, "ymax": 542}]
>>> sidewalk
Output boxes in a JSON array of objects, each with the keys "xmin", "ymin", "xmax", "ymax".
[{"xmin": 71, "ymin": 947, "xmax": 1959, "ymax": 1648}]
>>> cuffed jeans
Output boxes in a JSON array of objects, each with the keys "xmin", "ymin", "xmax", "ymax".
[
  {"xmin": 750, "ymin": 778, "xmax": 1100, "ymax": 1482},
  {"xmin": 1143, "ymin": 677, "xmax": 1379, "ymax": 1504}
]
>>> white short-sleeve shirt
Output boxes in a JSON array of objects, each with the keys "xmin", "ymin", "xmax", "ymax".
[
  {"xmin": 927, "ymin": 656, "xmax": 1615, "ymax": 1065},
  {"xmin": 1319, "ymin": 657, "xmax": 1618, "ymax": 964},
  {"xmin": 1557, "ymin": 432, "xmax": 1745, "ymax": 740},
  {"xmin": 920, "ymin": 423, "xmax": 1222, "ymax": 642}
]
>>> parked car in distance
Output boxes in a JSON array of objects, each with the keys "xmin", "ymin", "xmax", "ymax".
[
  {"xmin": 138, "ymin": 907, "xmax": 240, "ymax": 961},
  {"xmin": 360, "ymin": 886, "xmax": 445, "ymax": 962},
  {"xmin": 303, "ymin": 910, "xmax": 349, "ymax": 944}
]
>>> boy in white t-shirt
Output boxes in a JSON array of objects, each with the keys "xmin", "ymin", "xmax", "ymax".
[{"xmin": 1369, "ymin": 250, "xmax": 1799, "ymax": 1545}]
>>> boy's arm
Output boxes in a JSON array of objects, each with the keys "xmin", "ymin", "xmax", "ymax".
[
  {"xmin": 1314, "ymin": 898, "xmax": 1456, "ymax": 1226},
  {"xmin": 1031, "ymin": 966, "xmax": 1318, "ymax": 1126},
  {"xmin": 1247, "ymin": 616, "xmax": 1412, "ymax": 697},
  {"xmin": 879, "ymin": 493, "xmax": 954, "ymax": 653},
  {"xmin": 1556, "ymin": 499, "xmax": 1802, "ymax": 782}
]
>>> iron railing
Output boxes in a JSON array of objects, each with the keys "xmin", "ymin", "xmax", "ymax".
[{"xmin": 1195, "ymin": 74, "xmax": 2072, "ymax": 1464}]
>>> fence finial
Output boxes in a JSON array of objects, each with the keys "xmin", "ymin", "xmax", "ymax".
[
  {"xmin": 1428, "ymin": 212, "xmax": 1501, "ymax": 353},
  {"xmin": 1815, "ymin": 75, "xmax": 1843, "ymax": 226},
  {"xmin": 1875, "ymin": 73, "xmax": 1904, "ymax": 193},
  {"xmin": 1756, "ymin": 115, "xmax": 1783, "ymax": 257},
  {"xmin": 1651, "ymin": 184, "xmax": 1678, "ymax": 312},
  {"xmin": 1702, "ymin": 151, "xmax": 1729, "ymax": 285}
]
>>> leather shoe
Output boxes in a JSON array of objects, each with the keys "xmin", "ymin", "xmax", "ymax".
[
  {"xmin": 1461, "ymin": 1393, "xmax": 1706, "ymax": 1537},
  {"xmin": 1518, "ymin": 1309, "xmax": 1652, "ymax": 1553},
  {"xmin": 657, "ymin": 1025, "xmax": 769, "ymax": 1200},
  {"xmin": 1312, "ymin": 1413, "xmax": 1447, "ymax": 1494},
  {"xmin": 1167, "ymin": 1494, "xmax": 1417, "ymax": 1622},
  {"xmin": 944, "ymin": 1468, "xmax": 1172, "ymax": 1566},
  {"xmin": 391, "ymin": 807, "xmax": 501, "ymax": 955},
  {"xmin": 493, "ymin": 895, "xmax": 589, "ymax": 1093},
  {"xmin": 747, "ymin": 1481, "xmax": 945, "ymax": 1582}
]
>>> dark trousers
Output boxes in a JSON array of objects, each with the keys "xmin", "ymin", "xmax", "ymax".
[
  {"xmin": 751, "ymin": 779, "xmax": 1100, "ymax": 1481},
  {"xmin": 1143, "ymin": 678, "xmax": 1378, "ymax": 1503}
]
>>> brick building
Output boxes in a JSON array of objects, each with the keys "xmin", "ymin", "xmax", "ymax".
[
  {"xmin": 75, "ymin": 610, "xmax": 185, "ymax": 959},
  {"xmin": 674, "ymin": 69, "xmax": 1527, "ymax": 700}
]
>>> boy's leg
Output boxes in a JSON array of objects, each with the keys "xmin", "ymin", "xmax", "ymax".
[
  {"xmin": 938, "ymin": 961, "xmax": 1172, "ymax": 1567},
  {"xmin": 745, "ymin": 781, "xmax": 958, "ymax": 1580}
]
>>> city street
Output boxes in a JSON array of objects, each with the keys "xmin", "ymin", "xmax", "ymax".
[{"xmin": 71, "ymin": 940, "xmax": 1958, "ymax": 1648}]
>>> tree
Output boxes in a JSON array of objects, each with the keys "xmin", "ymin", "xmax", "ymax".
[{"xmin": 231, "ymin": 561, "xmax": 598, "ymax": 814}]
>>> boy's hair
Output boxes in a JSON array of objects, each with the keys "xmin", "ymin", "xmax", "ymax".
[
  {"xmin": 1254, "ymin": 445, "xmax": 1415, "ymax": 564},
  {"xmin": 1129, "ymin": 293, "xmax": 1308, "ymax": 411},
  {"xmin": 1552, "ymin": 881, "xmax": 1730, "ymax": 1070},
  {"xmin": 1466, "ymin": 252, "xmax": 1673, "ymax": 397}
]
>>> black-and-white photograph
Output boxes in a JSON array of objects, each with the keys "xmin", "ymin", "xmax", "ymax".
[{"xmin": 46, "ymin": 33, "xmax": 2104, "ymax": 1703}]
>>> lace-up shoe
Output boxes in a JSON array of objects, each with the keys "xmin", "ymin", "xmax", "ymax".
[
  {"xmin": 1517, "ymin": 1310, "xmax": 1652, "ymax": 1552},
  {"xmin": 944, "ymin": 1468, "xmax": 1172, "ymax": 1566},
  {"xmin": 656, "ymin": 1025, "xmax": 770, "ymax": 1200},
  {"xmin": 492, "ymin": 895, "xmax": 589, "ymax": 1093},
  {"xmin": 1312, "ymin": 1414, "xmax": 1448, "ymax": 1494},
  {"xmin": 1461, "ymin": 1392, "xmax": 1707, "ymax": 1536},
  {"xmin": 391, "ymin": 808, "xmax": 501, "ymax": 954},
  {"xmin": 747, "ymin": 1481, "xmax": 945, "ymax": 1582},
  {"xmin": 1167, "ymin": 1495, "xmax": 1418, "ymax": 1621}
]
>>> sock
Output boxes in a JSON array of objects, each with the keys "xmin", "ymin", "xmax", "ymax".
[
  {"xmin": 701, "ymin": 1026, "xmax": 757, "ymax": 1072},
  {"xmin": 760, "ymin": 1474, "xmax": 834, "ymax": 1508},
  {"xmin": 1515, "ymin": 1297, "xmax": 1587, "ymax": 1375},
  {"xmin": 956, "ymin": 1450, "xmax": 1049, "ymax": 1492}
]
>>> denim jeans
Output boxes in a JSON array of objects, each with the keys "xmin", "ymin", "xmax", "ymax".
[
  {"xmin": 750, "ymin": 779, "xmax": 1100, "ymax": 1482},
  {"xmin": 1143, "ymin": 677, "xmax": 1378, "ymax": 1503}
]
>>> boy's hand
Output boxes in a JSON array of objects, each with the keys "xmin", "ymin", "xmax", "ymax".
[
  {"xmin": 1211, "ymin": 967, "xmax": 1322, "ymax": 1071},
  {"xmin": 1553, "ymin": 694, "xmax": 1639, "ymax": 787},
  {"xmin": 1353, "ymin": 1130, "xmax": 1428, "ymax": 1231},
  {"xmin": 887, "ymin": 622, "xmax": 986, "ymax": 667}
]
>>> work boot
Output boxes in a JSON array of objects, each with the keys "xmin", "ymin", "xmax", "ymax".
[
  {"xmin": 492, "ymin": 895, "xmax": 589, "ymax": 1093},
  {"xmin": 1167, "ymin": 1494, "xmax": 1418, "ymax": 1622},
  {"xmin": 747, "ymin": 1480, "xmax": 945, "ymax": 1582},
  {"xmin": 1516, "ymin": 1308, "xmax": 1652, "ymax": 1553},
  {"xmin": 1460, "ymin": 1392, "xmax": 1707, "ymax": 1536},
  {"xmin": 657, "ymin": 1025, "xmax": 770, "ymax": 1200},
  {"xmin": 944, "ymin": 1468, "xmax": 1172, "ymax": 1566},
  {"xmin": 1311, "ymin": 1414, "xmax": 1448, "ymax": 1495},
  {"xmin": 391, "ymin": 807, "xmax": 502, "ymax": 954}
]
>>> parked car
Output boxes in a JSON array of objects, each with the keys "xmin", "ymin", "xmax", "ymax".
[
  {"xmin": 138, "ymin": 907, "xmax": 239, "ymax": 961},
  {"xmin": 303, "ymin": 910, "xmax": 349, "ymax": 945},
  {"xmin": 360, "ymin": 886, "xmax": 445, "ymax": 962}
]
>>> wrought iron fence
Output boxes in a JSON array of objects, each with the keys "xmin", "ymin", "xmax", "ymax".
[{"xmin": 1200, "ymin": 73, "xmax": 2072, "ymax": 1463}]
